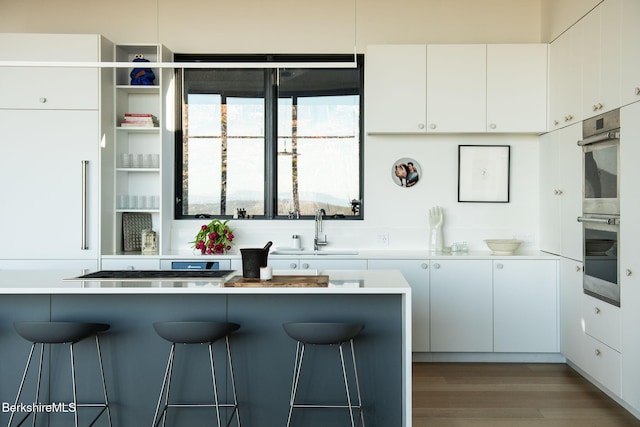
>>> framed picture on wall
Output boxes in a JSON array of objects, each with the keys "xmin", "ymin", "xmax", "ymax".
[{"xmin": 458, "ymin": 145, "xmax": 510, "ymax": 203}]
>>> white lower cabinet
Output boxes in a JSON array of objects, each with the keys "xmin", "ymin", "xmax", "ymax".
[
  {"xmin": 268, "ymin": 258, "xmax": 367, "ymax": 271},
  {"xmin": 580, "ymin": 296, "xmax": 622, "ymax": 395},
  {"xmin": 368, "ymin": 259, "xmax": 430, "ymax": 352},
  {"xmin": 430, "ymin": 260, "xmax": 493, "ymax": 352},
  {"xmin": 559, "ymin": 258, "xmax": 585, "ymax": 365},
  {"xmin": 102, "ymin": 257, "xmax": 161, "ymax": 270},
  {"xmin": 493, "ymin": 260, "xmax": 558, "ymax": 353},
  {"xmin": 582, "ymin": 333, "xmax": 622, "ymax": 395}
]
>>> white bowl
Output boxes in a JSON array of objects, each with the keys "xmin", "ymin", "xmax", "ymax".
[{"xmin": 484, "ymin": 239, "xmax": 523, "ymax": 255}]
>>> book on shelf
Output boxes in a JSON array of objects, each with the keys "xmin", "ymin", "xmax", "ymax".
[{"xmin": 120, "ymin": 113, "xmax": 159, "ymax": 127}]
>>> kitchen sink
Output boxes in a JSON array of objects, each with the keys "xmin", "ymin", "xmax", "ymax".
[{"xmin": 270, "ymin": 250, "xmax": 359, "ymax": 256}]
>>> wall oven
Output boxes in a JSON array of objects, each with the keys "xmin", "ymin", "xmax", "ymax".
[
  {"xmin": 578, "ymin": 214, "xmax": 619, "ymax": 306},
  {"xmin": 578, "ymin": 109, "xmax": 620, "ymax": 215},
  {"xmin": 578, "ymin": 109, "xmax": 620, "ymax": 307}
]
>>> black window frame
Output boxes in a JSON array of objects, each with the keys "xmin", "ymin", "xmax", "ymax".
[{"xmin": 173, "ymin": 53, "xmax": 365, "ymax": 220}]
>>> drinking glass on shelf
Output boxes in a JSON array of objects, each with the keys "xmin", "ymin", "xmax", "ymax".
[
  {"xmin": 129, "ymin": 195, "xmax": 138, "ymax": 209},
  {"xmin": 140, "ymin": 195, "xmax": 148, "ymax": 209},
  {"xmin": 117, "ymin": 194, "xmax": 128, "ymax": 209},
  {"xmin": 132, "ymin": 154, "xmax": 143, "ymax": 168},
  {"xmin": 151, "ymin": 195, "xmax": 159, "ymax": 209},
  {"xmin": 120, "ymin": 153, "xmax": 131, "ymax": 168},
  {"xmin": 152, "ymin": 154, "xmax": 160, "ymax": 168},
  {"xmin": 143, "ymin": 154, "xmax": 153, "ymax": 168}
]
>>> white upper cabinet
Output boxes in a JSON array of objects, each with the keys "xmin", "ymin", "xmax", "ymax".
[
  {"xmin": 365, "ymin": 44, "xmax": 427, "ymax": 133},
  {"xmin": 539, "ymin": 123, "xmax": 582, "ymax": 260},
  {"xmin": 620, "ymin": 0, "xmax": 640, "ymax": 105},
  {"xmin": 486, "ymin": 44, "xmax": 548, "ymax": 133},
  {"xmin": 580, "ymin": 0, "xmax": 621, "ymax": 119},
  {"xmin": 548, "ymin": 26, "xmax": 582, "ymax": 129},
  {"xmin": 0, "ymin": 33, "xmax": 104, "ymax": 110},
  {"xmin": 426, "ymin": 44, "xmax": 486, "ymax": 133},
  {"xmin": 366, "ymin": 43, "xmax": 547, "ymax": 134}
]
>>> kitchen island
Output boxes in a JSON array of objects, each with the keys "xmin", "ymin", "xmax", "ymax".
[{"xmin": 0, "ymin": 269, "xmax": 411, "ymax": 427}]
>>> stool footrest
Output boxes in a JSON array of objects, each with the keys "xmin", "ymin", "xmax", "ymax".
[{"xmin": 293, "ymin": 404, "xmax": 363, "ymax": 409}]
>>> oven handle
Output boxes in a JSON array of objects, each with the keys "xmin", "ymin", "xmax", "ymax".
[
  {"xmin": 577, "ymin": 216, "xmax": 620, "ymax": 225},
  {"xmin": 577, "ymin": 131, "xmax": 620, "ymax": 146}
]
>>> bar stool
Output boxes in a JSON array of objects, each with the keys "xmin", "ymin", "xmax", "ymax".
[
  {"xmin": 152, "ymin": 321, "xmax": 241, "ymax": 427},
  {"xmin": 8, "ymin": 321, "xmax": 112, "ymax": 427},
  {"xmin": 283, "ymin": 322, "xmax": 365, "ymax": 427}
]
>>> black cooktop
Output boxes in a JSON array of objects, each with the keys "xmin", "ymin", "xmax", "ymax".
[{"xmin": 74, "ymin": 270, "xmax": 236, "ymax": 280}]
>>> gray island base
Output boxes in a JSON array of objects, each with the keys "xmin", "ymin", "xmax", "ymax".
[{"xmin": 0, "ymin": 270, "xmax": 411, "ymax": 427}]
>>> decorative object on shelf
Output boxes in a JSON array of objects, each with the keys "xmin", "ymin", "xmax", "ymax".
[
  {"xmin": 392, "ymin": 157, "xmax": 420, "ymax": 187},
  {"xmin": 428, "ymin": 206, "xmax": 444, "ymax": 253},
  {"xmin": 191, "ymin": 219, "xmax": 235, "ymax": 255},
  {"xmin": 458, "ymin": 145, "xmax": 510, "ymax": 202},
  {"xmin": 122, "ymin": 212, "xmax": 152, "ymax": 252},
  {"xmin": 130, "ymin": 54, "xmax": 155, "ymax": 85},
  {"xmin": 484, "ymin": 239, "xmax": 522, "ymax": 255},
  {"xmin": 141, "ymin": 229, "xmax": 159, "ymax": 255}
]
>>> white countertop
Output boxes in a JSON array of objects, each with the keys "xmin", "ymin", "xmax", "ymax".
[
  {"xmin": 105, "ymin": 249, "xmax": 558, "ymax": 260},
  {"xmin": 0, "ymin": 269, "xmax": 411, "ymax": 295}
]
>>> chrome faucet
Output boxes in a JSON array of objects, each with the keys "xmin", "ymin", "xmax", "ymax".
[{"xmin": 314, "ymin": 209, "xmax": 328, "ymax": 251}]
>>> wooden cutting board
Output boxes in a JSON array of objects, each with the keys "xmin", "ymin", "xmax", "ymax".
[{"xmin": 224, "ymin": 275, "xmax": 329, "ymax": 287}]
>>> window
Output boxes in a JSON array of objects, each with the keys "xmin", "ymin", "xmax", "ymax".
[{"xmin": 175, "ymin": 55, "xmax": 363, "ymax": 220}]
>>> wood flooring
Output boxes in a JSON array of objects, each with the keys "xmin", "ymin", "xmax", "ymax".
[{"xmin": 413, "ymin": 363, "xmax": 640, "ymax": 427}]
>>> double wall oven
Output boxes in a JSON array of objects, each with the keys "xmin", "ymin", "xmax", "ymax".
[{"xmin": 577, "ymin": 109, "xmax": 620, "ymax": 307}]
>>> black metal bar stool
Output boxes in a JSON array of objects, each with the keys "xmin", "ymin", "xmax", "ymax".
[
  {"xmin": 283, "ymin": 322, "xmax": 365, "ymax": 427},
  {"xmin": 8, "ymin": 321, "xmax": 112, "ymax": 427},
  {"xmin": 151, "ymin": 321, "xmax": 241, "ymax": 427}
]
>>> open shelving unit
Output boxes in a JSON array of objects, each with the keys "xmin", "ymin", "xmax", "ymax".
[{"xmin": 104, "ymin": 43, "xmax": 173, "ymax": 255}]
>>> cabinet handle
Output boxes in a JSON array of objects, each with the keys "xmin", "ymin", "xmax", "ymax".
[
  {"xmin": 433, "ymin": 263, "xmax": 440, "ymax": 269},
  {"xmin": 420, "ymin": 263, "xmax": 428, "ymax": 269},
  {"xmin": 576, "ymin": 265, "xmax": 582, "ymax": 272},
  {"xmin": 429, "ymin": 123, "xmax": 436, "ymax": 130},
  {"xmin": 302, "ymin": 263, "xmax": 309, "ymax": 269},
  {"xmin": 489, "ymin": 123, "xmax": 497, "ymax": 130},
  {"xmin": 595, "ymin": 307, "xmax": 601, "ymax": 314},
  {"xmin": 635, "ymin": 87, "xmax": 640, "ymax": 96},
  {"xmin": 418, "ymin": 123, "xmax": 425, "ymax": 130},
  {"xmin": 81, "ymin": 160, "xmax": 89, "ymax": 250},
  {"xmin": 626, "ymin": 269, "xmax": 632, "ymax": 277},
  {"xmin": 564, "ymin": 115, "xmax": 573, "ymax": 122},
  {"xmin": 496, "ymin": 263, "xmax": 504, "ymax": 269},
  {"xmin": 290, "ymin": 263, "xmax": 297, "ymax": 269},
  {"xmin": 554, "ymin": 120, "xmax": 560, "ymax": 126},
  {"xmin": 39, "ymin": 97, "xmax": 47, "ymax": 103},
  {"xmin": 595, "ymin": 349, "xmax": 601, "ymax": 356},
  {"xmin": 592, "ymin": 103, "xmax": 603, "ymax": 111}
]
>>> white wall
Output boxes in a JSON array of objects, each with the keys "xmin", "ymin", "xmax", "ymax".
[
  {"xmin": 1, "ymin": 0, "xmax": 587, "ymax": 254},
  {"xmin": 170, "ymin": 133, "xmax": 540, "ymax": 253},
  {"xmin": 0, "ymin": 0, "xmax": 543, "ymax": 51},
  {"xmin": 541, "ymin": 0, "xmax": 602, "ymax": 41}
]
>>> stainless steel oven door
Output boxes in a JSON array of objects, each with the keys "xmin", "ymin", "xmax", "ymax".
[
  {"xmin": 578, "ymin": 108, "xmax": 620, "ymax": 215},
  {"xmin": 581, "ymin": 137, "xmax": 619, "ymax": 215},
  {"xmin": 578, "ymin": 214, "xmax": 620, "ymax": 307}
]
